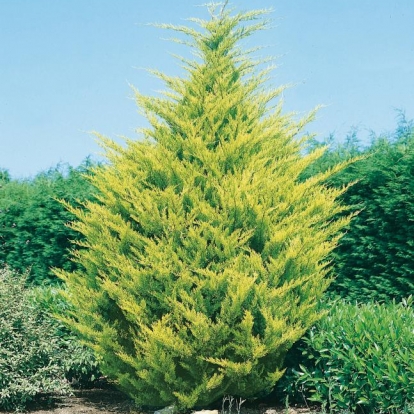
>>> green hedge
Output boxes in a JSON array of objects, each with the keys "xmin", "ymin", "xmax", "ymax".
[
  {"xmin": 0, "ymin": 160, "xmax": 97, "ymax": 285},
  {"xmin": 301, "ymin": 116, "xmax": 414, "ymax": 302},
  {"xmin": 331, "ymin": 129, "xmax": 414, "ymax": 302},
  {"xmin": 281, "ymin": 299, "xmax": 414, "ymax": 413}
]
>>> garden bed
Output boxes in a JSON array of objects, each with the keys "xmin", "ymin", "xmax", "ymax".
[{"xmin": 1, "ymin": 388, "xmax": 315, "ymax": 414}]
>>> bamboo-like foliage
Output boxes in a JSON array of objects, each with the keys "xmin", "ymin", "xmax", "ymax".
[{"xmin": 55, "ymin": 3, "xmax": 352, "ymax": 409}]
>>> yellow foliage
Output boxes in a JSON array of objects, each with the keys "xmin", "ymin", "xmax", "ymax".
[{"xmin": 55, "ymin": 2, "xmax": 354, "ymax": 410}]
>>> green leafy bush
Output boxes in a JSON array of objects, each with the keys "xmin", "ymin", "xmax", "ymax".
[
  {"xmin": 0, "ymin": 267, "xmax": 70, "ymax": 410},
  {"xmin": 61, "ymin": 340, "xmax": 102, "ymax": 388},
  {"xmin": 56, "ymin": 4, "xmax": 352, "ymax": 410},
  {"xmin": 31, "ymin": 285, "xmax": 102, "ymax": 388},
  {"xmin": 0, "ymin": 267, "xmax": 102, "ymax": 411},
  {"xmin": 0, "ymin": 159, "xmax": 97, "ymax": 285},
  {"xmin": 281, "ymin": 299, "xmax": 414, "ymax": 412}
]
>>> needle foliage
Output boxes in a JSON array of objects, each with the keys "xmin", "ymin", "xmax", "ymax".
[{"xmin": 56, "ymin": 3, "xmax": 352, "ymax": 409}]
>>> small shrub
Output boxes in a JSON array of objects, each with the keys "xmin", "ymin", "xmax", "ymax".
[
  {"xmin": 281, "ymin": 299, "xmax": 414, "ymax": 412},
  {"xmin": 0, "ymin": 267, "xmax": 70, "ymax": 410},
  {"xmin": 0, "ymin": 267, "xmax": 102, "ymax": 411},
  {"xmin": 30, "ymin": 284, "xmax": 102, "ymax": 388}
]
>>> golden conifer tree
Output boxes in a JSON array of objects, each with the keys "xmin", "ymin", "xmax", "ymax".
[{"xmin": 56, "ymin": 3, "xmax": 352, "ymax": 409}]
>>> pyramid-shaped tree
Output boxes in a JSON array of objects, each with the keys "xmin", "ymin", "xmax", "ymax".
[{"xmin": 56, "ymin": 3, "xmax": 351, "ymax": 409}]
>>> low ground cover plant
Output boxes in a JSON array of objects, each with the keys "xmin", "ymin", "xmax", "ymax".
[{"xmin": 281, "ymin": 298, "xmax": 414, "ymax": 413}]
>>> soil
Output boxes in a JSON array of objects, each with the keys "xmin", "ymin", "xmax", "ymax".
[
  {"xmin": 2, "ymin": 388, "xmax": 137, "ymax": 414},
  {"xmin": 1, "ymin": 386, "xmax": 315, "ymax": 414}
]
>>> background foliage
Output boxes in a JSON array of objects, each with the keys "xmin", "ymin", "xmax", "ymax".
[
  {"xmin": 31, "ymin": 284, "xmax": 102, "ymax": 388},
  {"xmin": 0, "ymin": 159, "xmax": 97, "ymax": 285},
  {"xmin": 303, "ymin": 113, "xmax": 414, "ymax": 302},
  {"xmin": 3, "ymin": 118, "xmax": 413, "ymax": 300}
]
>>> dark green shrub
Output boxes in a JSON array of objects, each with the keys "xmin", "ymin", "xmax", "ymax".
[
  {"xmin": 61, "ymin": 340, "xmax": 102, "ymax": 388},
  {"xmin": 0, "ymin": 159, "xmax": 97, "ymax": 285},
  {"xmin": 281, "ymin": 299, "xmax": 414, "ymax": 412},
  {"xmin": 330, "ymin": 127, "xmax": 414, "ymax": 302},
  {"xmin": 0, "ymin": 169, "xmax": 10, "ymax": 184},
  {"xmin": 301, "ymin": 113, "xmax": 414, "ymax": 302},
  {"xmin": 0, "ymin": 267, "xmax": 70, "ymax": 410},
  {"xmin": 303, "ymin": 116, "xmax": 414, "ymax": 302}
]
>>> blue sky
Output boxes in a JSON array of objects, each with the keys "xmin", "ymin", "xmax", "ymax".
[{"xmin": 1, "ymin": 0, "xmax": 413, "ymax": 179}]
